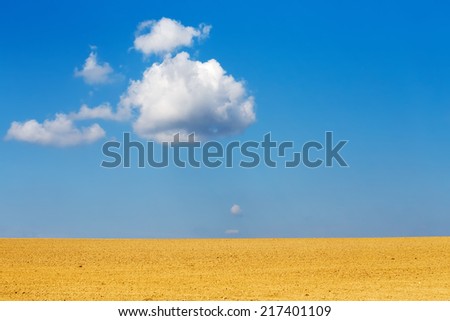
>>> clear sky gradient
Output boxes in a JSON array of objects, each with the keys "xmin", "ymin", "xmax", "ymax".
[{"xmin": 1, "ymin": 0, "xmax": 449, "ymax": 238}]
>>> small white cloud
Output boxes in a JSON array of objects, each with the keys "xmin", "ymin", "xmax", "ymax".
[
  {"xmin": 134, "ymin": 17, "xmax": 211, "ymax": 55},
  {"xmin": 74, "ymin": 49, "xmax": 114, "ymax": 85},
  {"xmin": 5, "ymin": 114, "xmax": 105, "ymax": 147},
  {"xmin": 69, "ymin": 104, "xmax": 130, "ymax": 121},
  {"xmin": 230, "ymin": 204, "xmax": 242, "ymax": 215},
  {"xmin": 120, "ymin": 52, "xmax": 255, "ymax": 142},
  {"xmin": 225, "ymin": 229, "xmax": 239, "ymax": 235}
]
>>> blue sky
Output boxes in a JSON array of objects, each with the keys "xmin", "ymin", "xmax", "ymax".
[{"xmin": 1, "ymin": 0, "xmax": 450, "ymax": 238}]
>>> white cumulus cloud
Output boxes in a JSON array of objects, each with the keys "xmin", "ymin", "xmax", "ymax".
[
  {"xmin": 120, "ymin": 52, "xmax": 255, "ymax": 142},
  {"xmin": 5, "ymin": 114, "xmax": 105, "ymax": 147},
  {"xmin": 6, "ymin": 18, "xmax": 256, "ymax": 148},
  {"xmin": 134, "ymin": 17, "xmax": 211, "ymax": 55},
  {"xmin": 230, "ymin": 204, "xmax": 242, "ymax": 215},
  {"xmin": 74, "ymin": 49, "xmax": 114, "ymax": 85},
  {"xmin": 4, "ymin": 103, "xmax": 130, "ymax": 147}
]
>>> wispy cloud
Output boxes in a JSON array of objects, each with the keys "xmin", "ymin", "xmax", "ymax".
[
  {"xmin": 225, "ymin": 229, "xmax": 239, "ymax": 235},
  {"xmin": 69, "ymin": 104, "xmax": 129, "ymax": 121}
]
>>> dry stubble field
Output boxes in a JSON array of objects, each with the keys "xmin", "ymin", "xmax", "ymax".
[{"xmin": 0, "ymin": 237, "xmax": 449, "ymax": 300}]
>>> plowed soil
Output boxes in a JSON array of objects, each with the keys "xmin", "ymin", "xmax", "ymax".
[{"xmin": 1, "ymin": 237, "xmax": 449, "ymax": 300}]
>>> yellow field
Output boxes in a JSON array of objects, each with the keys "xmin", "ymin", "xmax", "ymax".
[{"xmin": 0, "ymin": 237, "xmax": 449, "ymax": 300}]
